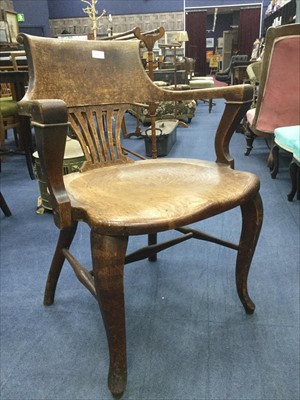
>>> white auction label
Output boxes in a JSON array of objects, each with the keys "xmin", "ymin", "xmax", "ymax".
[{"xmin": 92, "ymin": 50, "xmax": 105, "ymax": 59}]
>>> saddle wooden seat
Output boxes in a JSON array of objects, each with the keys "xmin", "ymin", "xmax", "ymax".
[{"xmin": 18, "ymin": 32, "xmax": 263, "ymax": 398}]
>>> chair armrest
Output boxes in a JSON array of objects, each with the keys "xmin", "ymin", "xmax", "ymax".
[
  {"xmin": 160, "ymin": 84, "xmax": 253, "ymax": 167},
  {"xmin": 18, "ymin": 99, "xmax": 72, "ymax": 229}
]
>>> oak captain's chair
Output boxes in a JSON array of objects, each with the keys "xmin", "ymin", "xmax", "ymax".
[
  {"xmin": 244, "ymin": 24, "xmax": 300, "ymax": 160},
  {"xmin": 18, "ymin": 33, "xmax": 263, "ymax": 398}
]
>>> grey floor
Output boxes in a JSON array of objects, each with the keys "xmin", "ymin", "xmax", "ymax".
[{"xmin": 1, "ymin": 99, "xmax": 299, "ymax": 400}]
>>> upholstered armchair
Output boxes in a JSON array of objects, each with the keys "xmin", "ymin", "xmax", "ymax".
[
  {"xmin": 271, "ymin": 125, "xmax": 300, "ymax": 201},
  {"xmin": 244, "ymin": 24, "xmax": 300, "ymax": 163}
]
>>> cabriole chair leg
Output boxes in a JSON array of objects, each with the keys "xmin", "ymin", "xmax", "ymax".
[
  {"xmin": 44, "ymin": 223, "xmax": 78, "ymax": 305},
  {"xmin": 236, "ymin": 193, "xmax": 263, "ymax": 314},
  {"xmin": 91, "ymin": 231, "xmax": 129, "ymax": 397}
]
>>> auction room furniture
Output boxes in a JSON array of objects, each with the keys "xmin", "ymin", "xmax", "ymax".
[
  {"xmin": 189, "ymin": 76, "xmax": 215, "ymax": 113},
  {"xmin": 0, "ymin": 70, "xmax": 34, "ymax": 179},
  {"xmin": 18, "ymin": 33, "xmax": 263, "ymax": 398},
  {"xmin": 215, "ymin": 55, "xmax": 248, "ymax": 85},
  {"xmin": 0, "ymin": 50, "xmax": 27, "ymax": 71},
  {"xmin": 245, "ymin": 61, "xmax": 262, "ymax": 108},
  {"xmin": 231, "ymin": 61, "xmax": 252, "ymax": 85},
  {"xmin": 130, "ymin": 39, "xmax": 197, "ymax": 125},
  {"xmin": 0, "ymin": 192, "xmax": 12, "ymax": 216},
  {"xmin": 9, "ymin": 51, "xmax": 27, "ymax": 71},
  {"xmin": 0, "ymin": 82, "xmax": 20, "ymax": 150},
  {"xmin": 244, "ymin": 24, "xmax": 300, "ymax": 160},
  {"xmin": 271, "ymin": 125, "xmax": 300, "ymax": 201}
]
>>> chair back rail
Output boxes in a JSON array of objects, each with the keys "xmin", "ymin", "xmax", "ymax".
[
  {"xmin": 253, "ymin": 24, "xmax": 300, "ymax": 135},
  {"xmin": 18, "ymin": 34, "xmax": 252, "ymax": 107},
  {"xmin": 17, "ymin": 33, "xmax": 253, "ymax": 173}
]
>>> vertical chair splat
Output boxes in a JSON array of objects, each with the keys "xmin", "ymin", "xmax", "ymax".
[{"xmin": 68, "ymin": 104, "xmax": 131, "ymax": 170}]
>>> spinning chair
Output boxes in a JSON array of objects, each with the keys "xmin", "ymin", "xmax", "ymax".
[{"xmin": 18, "ymin": 33, "xmax": 263, "ymax": 398}]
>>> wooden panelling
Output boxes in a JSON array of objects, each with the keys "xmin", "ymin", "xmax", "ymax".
[{"xmin": 49, "ymin": 12, "xmax": 184, "ymax": 37}]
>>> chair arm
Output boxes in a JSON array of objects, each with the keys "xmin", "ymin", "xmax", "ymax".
[
  {"xmin": 18, "ymin": 99, "xmax": 72, "ymax": 229},
  {"xmin": 160, "ymin": 84, "xmax": 253, "ymax": 167},
  {"xmin": 160, "ymin": 83, "xmax": 253, "ymax": 103}
]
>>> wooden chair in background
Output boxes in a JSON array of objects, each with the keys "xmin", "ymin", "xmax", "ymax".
[
  {"xmin": 0, "ymin": 192, "xmax": 12, "ymax": 217},
  {"xmin": 18, "ymin": 33, "xmax": 263, "ymax": 398},
  {"xmin": 0, "ymin": 70, "xmax": 34, "ymax": 179},
  {"xmin": 244, "ymin": 24, "xmax": 300, "ymax": 164},
  {"xmin": 9, "ymin": 51, "xmax": 27, "ymax": 71},
  {"xmin": 0, "ymin": 82, "xmax": 21, "ymax": 154},
  {"xmin": 245, "ymin": 61, "xmax": 262, "ymax": 108}
]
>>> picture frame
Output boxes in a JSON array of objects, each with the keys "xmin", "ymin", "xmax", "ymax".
[
  {"xmin": 0, "ymin": 21, "xmax": 10, "ymax": 43},
  {"xmin": 206, "ymin": 38, "xmax": 214, "ymax": 49},
  {"xmin": 165, "ymin": 31, "xmax": 180, "ymax": 45},
  {"xmin": 5, "ymin": 10, "xmax": 19, "ymax": 43}
]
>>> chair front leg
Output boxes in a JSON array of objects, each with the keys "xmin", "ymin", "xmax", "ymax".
[
  {"xmin": 236, "ymin": 193, "xmax": 263, "ymax": 314},
  {"xmin": 91, "ymin": 231, "xmax": 129, "ymax": 397},
  {"xmin": 44, "ymin": 223, "xmax": 78, "ymax": 305},
  {"xmin": 270, "ymin": 144, "xmax": 280, "ymax": 179},
  {"xmin": 287, "ymin": 160, "xmax": 299, "ymax": 201},
  {"xmin": 244, "ymin": 125, "xmax": 256, "ymax": 156}
]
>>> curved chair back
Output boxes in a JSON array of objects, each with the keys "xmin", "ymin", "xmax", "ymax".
[
  {"xmin": 18, "ymin": 34, "xmax": 203, "ymax": 107},
  {"xmin": 252, "ymin": 24, "xmax": 300, "ymax": 136}
]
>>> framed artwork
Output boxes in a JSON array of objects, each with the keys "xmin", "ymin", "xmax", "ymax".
[
  {"xmin": 206, "ymin": 38, "xmax": 214, "ymax": 48},
  {"xmin": 165, "ymin": 31, "xmax": 180, "ymax": 44},
  {"xmin": 0, "ymin": 21, "xmax": 10, "ymax": 43},
  {"xmin": 206, "ymin": 50, "xmax": 214, "ymax": 62},
  {"xmin": 5, "ymin": 11, "xmax": 19, "ymax": 43}
]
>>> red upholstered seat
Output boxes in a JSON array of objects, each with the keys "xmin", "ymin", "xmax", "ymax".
[{"xmin": 244, "ymin": 24, "xmax": 300, "ymax": 160}]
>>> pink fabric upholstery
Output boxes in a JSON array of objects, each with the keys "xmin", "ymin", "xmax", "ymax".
[
  {"xmin": 256, "ymin": 37, "xmax": 300, "ymax": 133},
  {"xmin": 246, "ymin": 108, "xmax": 256, "ymax": 126}
]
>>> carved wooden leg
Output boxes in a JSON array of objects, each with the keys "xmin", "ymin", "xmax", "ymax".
[
  {"xmin": 244, "ymin": 126, "xmax": 255, "ymax": 156},
  {"xmin": 267, "ymin": 138, "xmax": 275, "ymax": 170},
  {"xmin": 148, "ymin": 233, "xmax": 157, "ymax": 261},
  {"xmin": 44, "ymin": 223, "xmax": 78, "ymax": 305},
  {"xmin": 270, "ymin": 144, "xmax": 280, "ymax": 179},
  {"xmin": 0, "ymin": 192, "xmax": 12, "ymax": 217},
  {"xmin": 91, "ymin": 231, "xmax": 128, "ymax": 397},
  {"xmin": 287, "ymin": 160, "xmax": 299, "ymax": 201},
  {"xmin": 236, "ymin": 193, "xmax": 263, "ymax": 314}
]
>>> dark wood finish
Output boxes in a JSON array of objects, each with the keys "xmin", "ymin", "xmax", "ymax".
[
  {"xmin": 0, "ymin": 192, "xmax": 12, "ymax": 216},
  {"xmin": 287, "ymin": 159, "xmax": 300, "ymax": 201},
  {"xmin": 18, "ymin": 33, "xmax": 263, "ymax": 398},
  {"xmin": 0, "ymin": 70, "xmax": 34, "ymax": 179},
  {"xmin": 231, "ymin": 62, "xmax": 251, "ymax": 85}
]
